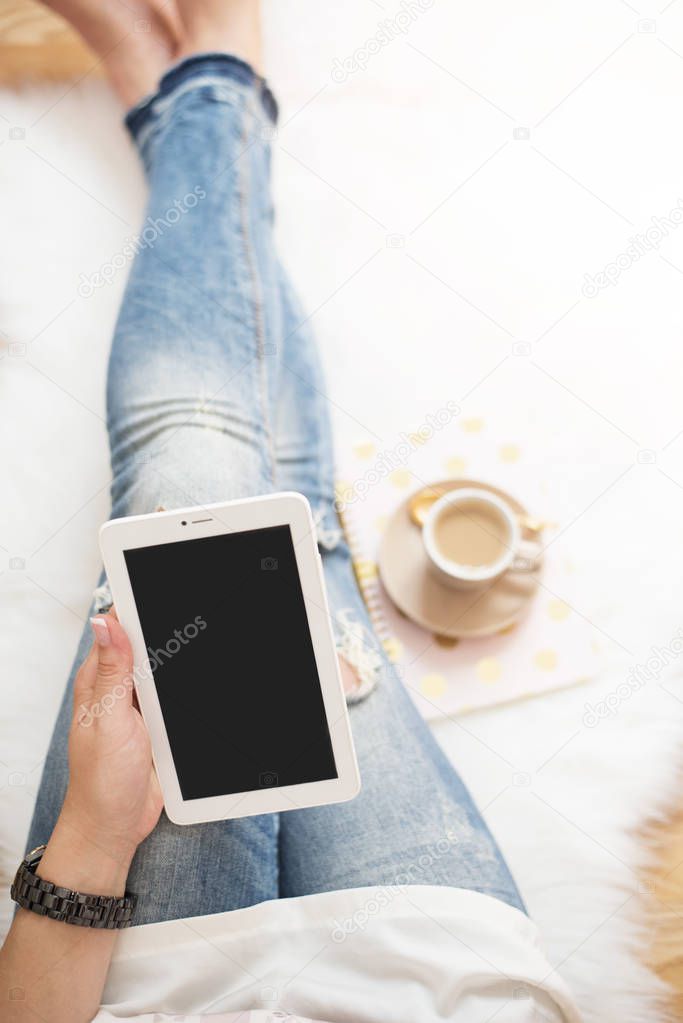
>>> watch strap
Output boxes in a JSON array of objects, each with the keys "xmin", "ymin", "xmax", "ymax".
[{"xmin": 11, "ymin": 845, "xmax": 137, "ymax": 929}]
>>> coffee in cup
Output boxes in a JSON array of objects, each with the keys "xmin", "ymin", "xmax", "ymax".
[{"xmin": 423, "ymin": 487, "xmax": 538, "ymax": 590}]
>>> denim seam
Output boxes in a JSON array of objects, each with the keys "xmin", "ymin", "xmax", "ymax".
[
  {"xmin": 237, "ymin": 96, "xmax": 276, "ymax": 485},
  {"xmin": 315, "ymin": 381, "xmax": 327, "ymax": 539},
  {"xmin": 318, "ymin": 392, "xmax": 338, "ymax": 540}
]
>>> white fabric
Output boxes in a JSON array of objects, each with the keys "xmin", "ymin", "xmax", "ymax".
[
  {"xmin": 3, "ymin": 3, "xmax": 683, "ymax": 1021},
  {"xmin": 94, "ymin": 886, "xmax": 580, "ymax": 1023}
]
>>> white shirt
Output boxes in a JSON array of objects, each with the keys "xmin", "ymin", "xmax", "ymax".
[{"xmin": 95, "ymin": 885, "xmax": 582, "ymax": 1022}]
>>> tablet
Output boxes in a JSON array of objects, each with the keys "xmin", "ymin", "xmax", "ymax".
[{"xmin": 99, "ymin": 493, "xmax": 360, "ymax": 824}]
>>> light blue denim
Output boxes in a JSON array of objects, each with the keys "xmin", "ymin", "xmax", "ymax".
[{"xmin": 27, "ymin": 55, "xmax": 524, "ymax": 923}]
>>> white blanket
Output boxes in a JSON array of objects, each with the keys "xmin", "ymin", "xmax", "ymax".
[{"xmin": 3, "ymin": 4, "xmax": 683, "ymax": 1020}]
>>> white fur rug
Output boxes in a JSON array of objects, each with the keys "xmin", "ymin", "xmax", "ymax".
[{"xmin": 3, "ymin": 3, "xmax": 683, "ymax": 1020}]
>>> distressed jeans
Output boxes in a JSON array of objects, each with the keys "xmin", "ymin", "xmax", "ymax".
[{"xmin": 28, "ymin": 54, "xmax": 524, "ymax": 923}]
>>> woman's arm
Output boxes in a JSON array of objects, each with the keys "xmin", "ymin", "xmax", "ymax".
[
  {"xmin": 0, "ymin": 613, "xmax": 163, "ymax": 1023},
  {"xmin": 0, "ymin": 820, "xmax": 133, "ymax": 1023}
]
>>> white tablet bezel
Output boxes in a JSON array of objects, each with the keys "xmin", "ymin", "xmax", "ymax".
[{"xmin": 99, "ymin": 492, "xmax": 360, "ymax": 825}]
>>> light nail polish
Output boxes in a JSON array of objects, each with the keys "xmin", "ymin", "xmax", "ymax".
[{"xmin": 90, "ymin": 616, "xmax": 111, "ymax": 647}]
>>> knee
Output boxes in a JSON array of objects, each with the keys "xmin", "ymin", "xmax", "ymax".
[
  {"xmin": 333, "ymin": 607, "xmax": 384, "ymax": 704},
  {"xmin": 109, "ymin": 420, "xmax": 275, "ymax": 519}
]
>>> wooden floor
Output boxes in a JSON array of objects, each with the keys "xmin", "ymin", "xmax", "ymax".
[
  {"xmin": 1, "ymin": 0, "xmax": 683, "ymax": 1015},
  {"xmin": 0, "ymin": 0, "xmax": 96, "ymax": 84},
  {"xmin": 644, "ymin": 803, "xmax": 683, "ymax": 1016}
]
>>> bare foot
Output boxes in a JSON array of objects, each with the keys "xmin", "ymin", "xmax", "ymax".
[
  {"xmin": 174, "ymin": 0, "xmax": 262, "ymax": 73},
  {"xmin": 40, "ymin": 0, "xmax": 181, "ymax": 107}
]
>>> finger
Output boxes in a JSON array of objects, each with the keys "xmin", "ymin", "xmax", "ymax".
[
  {"xmin": 88, "ymin": 613, "xmax": 135, "ymax": 711},
  {"xmin": 72, "ymin": 629, "xmax": 100, "ymax": 707}
]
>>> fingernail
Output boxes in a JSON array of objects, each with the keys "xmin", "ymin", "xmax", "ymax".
[{"xmin": 90, "ymin": 616, "xmax": 111, "ymax": 647}]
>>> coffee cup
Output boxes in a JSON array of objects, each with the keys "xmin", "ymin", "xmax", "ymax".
[{"xmin": 423, "ymin": 487, "xmax": 539, "ymax": 591}]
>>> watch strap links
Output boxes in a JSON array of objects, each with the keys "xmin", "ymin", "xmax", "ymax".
[{"xmin": 11, "ymin": 845, "xmax": 137, "ymax": 929}]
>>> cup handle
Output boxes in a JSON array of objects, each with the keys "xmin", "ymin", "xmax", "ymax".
[{"xmin": 511, "ymin": 541, "xmax": 541, "ymax": 574}]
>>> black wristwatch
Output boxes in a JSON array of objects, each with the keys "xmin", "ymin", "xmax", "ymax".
[{"xmin": 10, "ymin": 845, "xmax": 137, "ymax": 929}]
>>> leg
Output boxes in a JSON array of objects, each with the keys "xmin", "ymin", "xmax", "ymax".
[
  {"xmin": 274, "ymin": 275, "xmax": 526, "ymax": 914},
  {"xmin": 39, "ymin": 0, "xmax": 181, "ymax": 108},
  {"xmin": 28, "ymin": 53, "xmax": 284, "ymax": 924}
]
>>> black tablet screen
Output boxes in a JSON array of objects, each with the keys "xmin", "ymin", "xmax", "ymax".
[{"xmin": 124, "ymin": 524, "xmax": 337, "ymax": 801}]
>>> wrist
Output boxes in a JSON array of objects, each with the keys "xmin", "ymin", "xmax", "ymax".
[
  {"xmin": 38, "ymin": 811, "xmax": 136, "ymax": 898},
  {"xmin": 61, "ymin": 789, "xmax": 142, "ymax": 864}
]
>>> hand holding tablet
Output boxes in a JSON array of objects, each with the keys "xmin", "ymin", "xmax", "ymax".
[{"xmin": 99, "ymin": 493, "xmax": 360, "ymax": 824}]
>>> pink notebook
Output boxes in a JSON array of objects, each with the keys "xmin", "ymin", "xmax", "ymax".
[{"xmin": 337, "ymin": 415, "xmax": 598, "ymax": 721}]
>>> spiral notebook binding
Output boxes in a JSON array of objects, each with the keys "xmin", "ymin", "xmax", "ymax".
[{"xmin": 336, "ymin": 493, "xmax": 399, "ymax": 663}]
